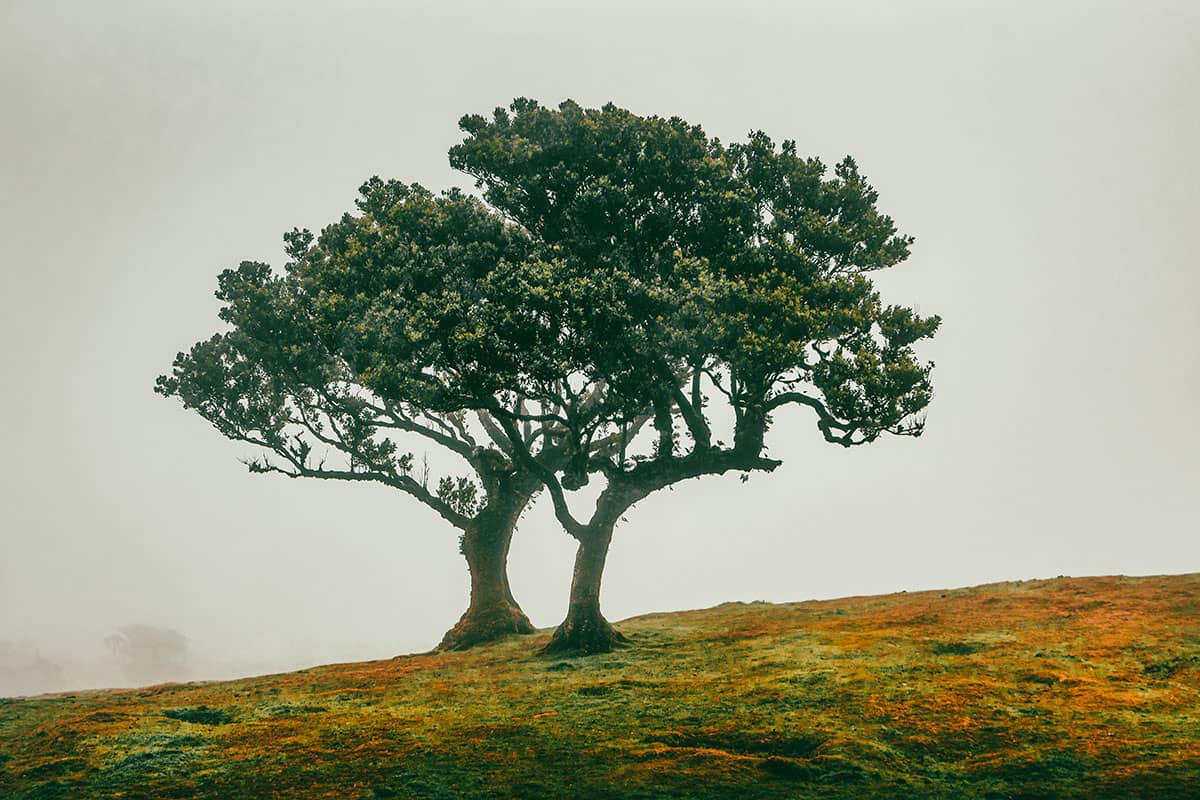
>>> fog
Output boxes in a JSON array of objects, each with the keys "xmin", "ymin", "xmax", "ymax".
[{"xmin": 2, "ymin": 0, "xmax": 1197, "ymax": 697}]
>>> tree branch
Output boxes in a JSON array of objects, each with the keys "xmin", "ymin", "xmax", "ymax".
[
  {"xmin": 585, "ymin": 445, "xmax": 782, "ymax": 531},
  {"xmin": 765, "ymin": 391, "xmax": 863, "ymax": 447},
  {"xmin": 487, "ymin": 402, "xmax": 587, "ymax": 539},
  {"xmin": 248, "ymin": 452, "xmax": 471, "ymax": 528},
  {"xmin": 671, "ymin": 383, "xmax": 711, "ymax": 451}
]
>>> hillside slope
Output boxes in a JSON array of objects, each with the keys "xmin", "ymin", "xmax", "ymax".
[{"xmin": 2, "ymin": 574, "xmax": 1198, "ymax": 799}]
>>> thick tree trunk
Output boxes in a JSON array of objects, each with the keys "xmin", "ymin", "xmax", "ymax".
[
  {"xmin": 438, "ymin": 503, "xmax": 535, "ymax": 651},
  {"xmin": 542, "ymin": 526, "xmax": 627, "ymax": 655}
]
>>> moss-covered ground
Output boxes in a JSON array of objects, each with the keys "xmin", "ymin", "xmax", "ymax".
[{"xmin": 2, "ymin": 574, "xmax": 1198, "ymax": 798}]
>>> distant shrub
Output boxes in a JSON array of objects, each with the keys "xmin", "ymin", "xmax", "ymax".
[
  {"xmin": 105, "ymin": 625, "xmax": 188, "ymax": 685},
  {"xmin": 162, "ymin": 706, "xmax": 233, "ymax": 725}
]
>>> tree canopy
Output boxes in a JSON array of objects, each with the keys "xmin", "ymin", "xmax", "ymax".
[
  {"xmin": 159, "ymin": 98, "xmax": 939, "ymax": 655},
  {"xmin": 158, "ymin": 189, "xmax": 550, "ymax": 649},
  {"xmin": 438, "ymin": 99, "xmax": 939, "ymax": 651}
]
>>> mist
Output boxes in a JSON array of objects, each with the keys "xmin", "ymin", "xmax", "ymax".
[{"xmin": 2, "ymin": 0, "xmax": 1197, "ymax": 697}]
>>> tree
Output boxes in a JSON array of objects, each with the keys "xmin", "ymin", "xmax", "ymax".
[
  {"xmin": 435, "ymin": 99, "xmax": 941, "ymax": 652},
  {"xmin": 157, "ymin": 188, "xmax": 551, "ymax": 650},
  {"xmin": 104, "ymin": 625, "xmax": 188, "ymax": 685}
]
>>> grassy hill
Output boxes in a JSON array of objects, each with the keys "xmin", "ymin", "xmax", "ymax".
[{"xmin": 2, "ymin": 574, "xmax": 1198, "ymax": 799}]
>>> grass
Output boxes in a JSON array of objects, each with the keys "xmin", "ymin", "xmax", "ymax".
[{"xmin": 1, "ymin": 574, "xmax": 1198, "ymax": 798}]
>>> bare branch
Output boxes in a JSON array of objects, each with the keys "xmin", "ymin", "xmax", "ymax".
[
  {"xmin": 671, "ymin": 383, "xmax": 711, "ymax": 451},
  {"xmin": 765, "ymin": 391, "xmax": 864, "ymax": 447},
  {"xmin": 488, "ymin": 401, "xmax": 587, "ymax": 539},
  {"xmin": 477, "ymin": 410, "xmax": 516, "ymax": 457}
]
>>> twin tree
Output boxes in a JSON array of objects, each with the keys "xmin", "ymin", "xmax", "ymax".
[{"xmin": 158, "ymin": 99, "xmax": 939, "ymax": 655}]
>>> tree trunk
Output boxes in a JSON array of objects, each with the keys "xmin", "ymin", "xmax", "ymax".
[
  {"xmin": 542, "ymin": 525, "xmax": 627, "ymax": 655},
  {"xmin": 438, "ymin": 503, "xmax": 536, "ymax": 651}
]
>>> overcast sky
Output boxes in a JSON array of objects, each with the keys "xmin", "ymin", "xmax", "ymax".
[{"xmin": 2, "ymin": 0, "xmax": 1197, "ymax": 695}]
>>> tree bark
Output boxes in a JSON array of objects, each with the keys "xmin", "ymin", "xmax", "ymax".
[
  {"xmin": 542, "ymin": 525, "xmax": 627, "ymax": 655},
  {"xmin": 438, "ymin": 498, "xmax": 536, "ymax": 650}
]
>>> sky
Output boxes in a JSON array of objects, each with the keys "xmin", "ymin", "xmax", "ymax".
[{"xmin": 2, "ymin": 0, "xmax": 1197, "ymax": 695}]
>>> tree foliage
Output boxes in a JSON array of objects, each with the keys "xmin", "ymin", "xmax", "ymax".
[
  {"xmin": 158, "ymin": 189, "xmax": 553, "ymax": 649},
  {"xmin": 159, "ymin": 97, "xmax": 939, "ymax": 655},
  {"xmin": 441, "ymin": 100, "xmax": 939, "ymax": 499},
  {"xmin": 445, "ymin": 100, "xmax": 940, "ymax": 651}
]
